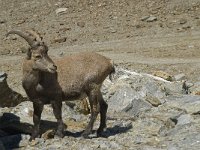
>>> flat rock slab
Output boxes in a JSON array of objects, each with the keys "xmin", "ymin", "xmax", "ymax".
[
  {"xmin": 0, "ymin": 72, "xmax": 7, "ymax": 82},
  {"xmin": 165, "ymin": 95, "xmax": 200, "ymax": 114}
]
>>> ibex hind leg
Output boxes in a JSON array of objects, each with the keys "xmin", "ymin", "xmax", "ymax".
[
  {"xmin": 97, "ymin": 92, "xmax": 108, "ymax": 137},
  {"xmin": 81, "ymin": 84, "xmax": 100, "ymax": 138}
]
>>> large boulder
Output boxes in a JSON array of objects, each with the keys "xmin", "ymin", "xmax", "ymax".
[
  {"xmin": 0, "ymin": 100, "xmax": 88, "ymax": 135},
  {"xmin": 0, "ymin": 140, "xmax": 5, "ymax": 150},
  {"xmin": 0, "ymin": 72, "xmax": 27, "ymax": 107},
  {"xmin": 107, "ymin": 85, "xmax": 152, "ymax": 116},
  {"xmin": 106, "ymin": 68, "xmax": 183, "ymax": 116},
  {"xmin": 165, "ymin": 95, "xmax": 200, "ymax": 114}
]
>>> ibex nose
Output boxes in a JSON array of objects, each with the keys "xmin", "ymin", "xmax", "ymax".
[
  {"xmin": 53, "ymin": 64, "xmax": 57, "ymax": 70},
  {"xmin": 51, "ymin": 64, "xmax": 57, "ymax": 70},
  {"xmin": 48, "ymin": 64, "xmax": 57, "ymax": 73}
]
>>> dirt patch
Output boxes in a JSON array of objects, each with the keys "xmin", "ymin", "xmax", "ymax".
[{"xmin": 0, "ymin": 0, "xmax": 200, "ymax": 94}]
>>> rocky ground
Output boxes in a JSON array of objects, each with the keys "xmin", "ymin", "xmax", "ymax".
[
  {"xmin": 1, "ymin": 68, "xmax": 200, "ymax": 150},
  {"xmin": 1, "ymin": 0, "xmax": 200, "ymax": 149}
]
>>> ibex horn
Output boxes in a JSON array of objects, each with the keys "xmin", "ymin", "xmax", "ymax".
[{"xmin": 6, "ymin": 30, "xmax": 39, "ymax": 47}]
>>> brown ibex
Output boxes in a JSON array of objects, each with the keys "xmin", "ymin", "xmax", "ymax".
[{"xmin": 6, "ymin": 30, "xmax": 115, "ymax": 141}]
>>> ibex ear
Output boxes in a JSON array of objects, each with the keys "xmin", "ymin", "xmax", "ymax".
[
  {"xmin": 43, "ymin": 43, "xmax": 49, "ymax": 51},
  {"xmin": 26, "ymin": 47, "xmax": 32, "ymax": 60}
]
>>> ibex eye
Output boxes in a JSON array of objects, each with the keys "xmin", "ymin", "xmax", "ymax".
[{"xmin": 35, "ymin": 55, "xmax": 42, "ymax": 59}]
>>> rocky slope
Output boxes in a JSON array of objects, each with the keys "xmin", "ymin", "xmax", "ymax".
[
  {"xmin": 1, "ymin": 68, "xmax": 200, "ymax": 149},
  {"xmin": 1, "ymin": 0, "xmax": 200, "ymax": 149}
]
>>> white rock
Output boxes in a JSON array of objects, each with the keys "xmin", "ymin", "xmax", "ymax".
[
  {"xmin": 146, "ymin": 16, "xmax": 157, "ymax": 22},
  {"xmin": 55, "ymin": 8, "xmax": 68, "ymax": 14},
  {"xmin": 174, "ymin": 73, "xmax": 186, "ymax": 81},
  {"xmin": 177, "ymin": 114, "xmax": 193, "ymax": 126}
]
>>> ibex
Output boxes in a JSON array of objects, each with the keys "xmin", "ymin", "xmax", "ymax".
[{"xmin": 6, "ymin": 30, "xmax": 115, "ymax": 141}]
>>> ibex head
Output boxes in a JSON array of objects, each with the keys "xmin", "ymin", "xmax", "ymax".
[{"xmin": 6, "ymin": 29, "xmax": 57, "ymax": 73}]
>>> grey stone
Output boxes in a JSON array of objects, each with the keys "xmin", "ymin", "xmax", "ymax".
[
  {"xmin": 77, "ymin": 22, "xmax": 85, "ymax": 28},
  {"xmin": 0, "ymin": 130, "xmax": 8, "ymax": 137},
  {"xmin": 167, "ymin": 146, "xmax": 178, "ymax": 150},
  {"xmin": 0, "ymin": 72, "xmax": 26, "ymax": 107},
  {"xmin": 0, "ymin": 49, "xmax": 10, "ymax": 55},
  {"xmin": 177, "ymin": 133, "xmax": 200, "ymax": 149},
  {"xmin": 143, "ymin": 147, "xmax": 164, "ymax": 150},
  {"xmin": 0, "ymin": 140, "xmax": 5, "ymax": 150},
  {"xmin": 164, "ymin": 133, "xmax": 200, "ymax": 150},
  {"xmin": 109, "ymin": 141, "xmax": 122, "ymax": 149},
  {"xmin": 59, "ymin": 51, "xmax": 64, "ymax": 56},
  {"xmin": 110, "ymin": 28, "xmax": 117, "ymax": 33},
  {"xmin": 0, "ymin": 72, "xmax": 7, "ymax": 82},
  {"xmin": 146, "ymin": 16, "xmax": 157, "ymax": 22},
  {"xmin": 112, "ymin": 120, "xmax": 132, "ymax": 129},
  {"xmin": 197, "ymin": 20, "xmax": 200, "ymax": 26},
  {"xmin": 0, "ymin": 111, "xmax": 3, "ymax": 118},
  {"xmin": 55, "ymin": 8, "xmax": 67, "ymax": 14},
  {"xmin": 105, "ymin": 68, "xmax": 179, "ymax": 116},
  {"xmin": 141, "ymin": 16, "xmax": 150, "ymax": 21},
  {"xmin": 174, "ymin": 73, "xmax": 186, "ymax": 81},
  {"xmin": 177, "ymin": 114, "xmax": 193, "ymax": 126},
  {"xmin": 11, "ymin": 101, "xmax": 78, "ymax": 123},
  {"xmin": 124, "ymin": 98, "xmax": 152, "ymax": 116},
  {"xmin": 190, "ymin": 81, "xmax": 200, "ymax": 95},
  {"xmin": 41, "ymin": 129, "xmax": 54, "ymax": 140},
  {"xmin": 110, "ymin": 68, "xmax": 166, "ymax": 98},
  {"xmin": 153, "ymin": 70, "xmax": 173, "ymax": 81},
  {"xmin": 0, "ymin": 113, "xmax": 33, "ymax": 135},
  {"xmin": 179, "ymin": 18, "xmax": 187, "ymax": 24},
  {"xmin": 1, "ymin": 68, "xmax": 200, "ymax": 149},
  {"xmin": 0, "ymin": 19, "xmax": 6, "ymax": 24},
  {"xmin": 182, "ymin": 81, "xmax": 191, "ymax": 94},
  {"xmin": 162, "ymin": 81, "xmax": 184, "ymax": 95},
  {"xmin": 137, "ymin": 78, "xmax": 166, "ymax": 100},
  {"xmin": 145, "ymin": 95, "xmax": 162, "ymax": 107},
  {"xmin": 107, "ymin": 86, "xmax": 152, "ymax": 116},
  {"xmin": 93, "ymin": 140, "xmax": 122, "ymax": 149},
  {"xmin": 134, "ymin": 135, "xmax": 143, "ymax": 144},
  {"xmin": 0, "ymin": 134, "xmax": 30, "ymax": 149},
  {"xmin": 165, "ymin": 95, "xmax": 200, "ymax": 114},
  {"xmin": 53, "ymin": 37, "xmax": 66, "ymax": 43},
  {"xmin": 182, "ymin": 25, "xmax": 191, "ymax": 30},
  {"xmin": 20, "ymin": 47, "xmax": 28, "ymax": 54}
]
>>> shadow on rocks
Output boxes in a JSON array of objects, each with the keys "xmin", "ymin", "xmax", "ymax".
[
  {"xmin": 62, "ymin": 123, "xmax": 132, "ymax": 138},
  {"xmin": 0, "ymin": 113, "xmax": 32, "ymax": 149},
  {"xmin": 0, "ymin": 72, "xmax": 28, "ymax": 108},
  {"xmin": 104, "ymin": 123, "xmax": 133, "ymax": 137}
]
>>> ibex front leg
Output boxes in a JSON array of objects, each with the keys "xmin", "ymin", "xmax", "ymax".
[
  {"xmin": 30, "ymin": 101, "xmax": 44, "ymax": 141},
  {"xmin": 51, "ymin": 100, "xmax": 65, "ymax": 138}
]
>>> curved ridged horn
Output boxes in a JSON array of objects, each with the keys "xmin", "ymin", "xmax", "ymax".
[
  {"xmin": 6, "ymin": 30, "xmax": 37, "ymax": 47},
  {"xmin": 26, "ymin": 29, "xmax": 43, "ymax": 42}
]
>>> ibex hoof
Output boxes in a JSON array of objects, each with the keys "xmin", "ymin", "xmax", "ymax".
[
  {"xmin": 29, "ymin": 131, "xmax": 40, "ymax": 141},
  {"xmin": 55, "ymin": 131, "xmax": 65, "ymax": 138},
  {"xmin": 97, "ymin": 127, "xmax": 108, "ymax": 138},
  {"xmin": 81, "ymin": 132, "xmax": 91, "ymax": 139},
  {"xmin": 29, "ymin": 135, "xmax": 39, "ymax": 142}
]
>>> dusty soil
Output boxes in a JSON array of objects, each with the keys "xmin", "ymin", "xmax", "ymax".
[
  {"xmin": 1, "ymin": 0, "xmax": 200, "ymax": 125},
  {"xmin": 1, "ymin": 0, "xmax": 200, "ymax": 94}
]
